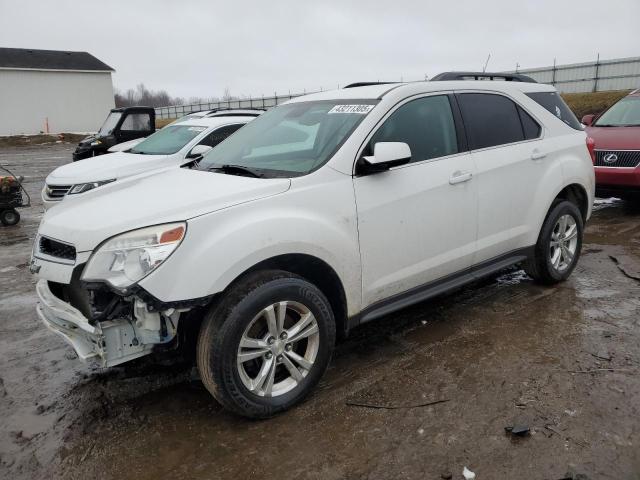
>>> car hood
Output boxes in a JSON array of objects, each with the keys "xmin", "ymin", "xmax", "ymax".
[
  {"xmin": 77, "ymin": 134, "xmax": 98, "ymax": 146},
  {"xmin": 46, "ymin": 151, "xmax": 174, "ymax": 185},
  {"xmin": 585, "ymin": 125, "xmax": 640, "ymax": 150},
  {"xmin": 39, "ymin": 168, "xmax": 291, "ymax": 252},
  {"xmin": 108, "ymin": 138, "xmax": 145, "ymax": 153}
]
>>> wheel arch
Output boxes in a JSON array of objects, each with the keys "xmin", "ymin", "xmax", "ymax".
[
  {"xmin": 553, "ymin": 183, "xmax": 589, "ymax": 222},
  {"xmin": 232, "ymin": 253, "xmax": 350, "ymax": 339}
]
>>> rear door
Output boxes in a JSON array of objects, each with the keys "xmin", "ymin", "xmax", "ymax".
[
  {"xmin": 353, "ymin": 94, "xmax": 478, "ymax": 308},
  {"xmin": 455, "ymin": 92, "xmax": 544, "ymax": 264}
]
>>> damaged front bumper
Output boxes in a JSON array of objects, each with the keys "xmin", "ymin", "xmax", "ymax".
[{"xmin": 36, "ymin": 279, "xmax": 163, "ymax": 367}]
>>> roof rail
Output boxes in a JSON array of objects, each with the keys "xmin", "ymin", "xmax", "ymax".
[
  {"xmin": 204, "ymin": 107, "xmax": 266, "ymax": 117},
  {"xmin": 431, "ymin": 71, "xmax": 537, "ymax": 83},
  {"xmin": 343, "ymin": 82, "xmax": 397, "ymax": 89}
]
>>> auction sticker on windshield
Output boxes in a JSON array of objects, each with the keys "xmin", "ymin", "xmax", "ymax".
[{"xmin": 328, "ymin": 105, "xmax": 374, "ymax": 114}]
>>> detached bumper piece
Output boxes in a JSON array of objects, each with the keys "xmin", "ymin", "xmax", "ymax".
[{"xmin": 36, "ymin": 279, "xmax": 177, "ymax": 367}]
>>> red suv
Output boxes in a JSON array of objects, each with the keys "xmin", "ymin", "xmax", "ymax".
[{"xmin": 583, "ymin": 89, "xmax": 640, "ymax": 199}]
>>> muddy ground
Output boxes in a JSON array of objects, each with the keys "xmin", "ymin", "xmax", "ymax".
[{"xmin": 1, "ymin": 145, "xmax": 639, "ymax": 480}]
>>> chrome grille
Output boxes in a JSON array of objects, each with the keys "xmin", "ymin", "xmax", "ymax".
[
  {"xmin": 45, "ymin": 184, "xmax": 71, "ymax": 199},
  {"xmin": 38, "ymin": 236, "xmax": 76, "ymax": 262},
  {"xmin": 594, "ymin": 150, "xmax": 640, "ymax": 168}
]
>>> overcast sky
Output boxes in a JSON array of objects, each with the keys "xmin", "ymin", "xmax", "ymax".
[{"xmin": 1, "ymin": 0, "xmax": 638, "ymax": 101}]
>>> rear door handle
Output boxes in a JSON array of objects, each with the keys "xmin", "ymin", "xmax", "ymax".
[
  {"xmin": 531, "ymin": 150, "xmax": 547, "ymax": 161},
  {"xmin": 449, "ymin": 170, "xmax": 473, "ymax": 185}
]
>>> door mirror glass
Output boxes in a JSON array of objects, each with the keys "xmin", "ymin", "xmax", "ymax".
[
  {"xmin": 581, "ymin": 114, "xmax": 595, "ymax": 126},
  {"xmin": 361, "ymin": 142, "xmax": 411, "ymax": 173},
  {"xmin": 187, "ymin": 144, "xmax": 212, "ymax": 158}
]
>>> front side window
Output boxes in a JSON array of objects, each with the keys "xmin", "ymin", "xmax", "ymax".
[
  {"xmin": 198, "ymin": 101, "xmax": 376, "ymax": 177},
  {"xmin": 457, "ymin": 93, "xmax": 525, "ymax": 150},
  {"xmin": 98, "ymin": 112, "xmax": 122, "ymax": 136},
  {"xmin": 366, "ymin": 95, "xmax": 459, "ymax": 162},
  {"xmin": 129, "ymin": 125, "xmax": 207, "ymax": 155},
  {"xmin": 121, "ymin": 113, "xmax": 152, "ymax": 131},
  {"xmin": 594, "ymin": 96, "xmax": 640, "ymax": 127},
  {"xmin": 526, "ymin": 92, "xmax": 582, "ymax": 130}
]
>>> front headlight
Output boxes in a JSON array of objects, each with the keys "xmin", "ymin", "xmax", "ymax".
[
  {"xmin": 82, "ymin": 222, "xmax": 186, "ymax": 290},
  {"xmin": 90, "ymin": 140, "xmax": 102, "ymax": 146},
  {"xmin": 68, "ymin": 179, "xmax": 116, "ymax": 195}
]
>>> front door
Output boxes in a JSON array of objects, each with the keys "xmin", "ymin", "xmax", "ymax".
[{"xmin": 353, "ymin": 94, "xmax": 477, "ymax": 308}]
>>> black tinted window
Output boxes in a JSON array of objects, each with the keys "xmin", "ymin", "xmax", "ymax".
[
  {"xmin": 518, "ymin": 106, "xmax": 541, "ymax": 140},
  {"xmin": 457, "ymin": 93, "xmax": 524, "ymax": 149},
  {"xmin": 368, "ymin": 95, "xmax": 458, "ymax": 162},
  {"xmin": 199, "ymin": 124, "xmax": 243, "ymax": 148},
  {"xmin": 525, "ymin": 92, "xmax": 581, "ymax": 130}
]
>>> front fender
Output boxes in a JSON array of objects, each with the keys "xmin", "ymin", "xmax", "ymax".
[{"xmin": 139, "ymin": 171, "xmax": 362, "ymax": 315}]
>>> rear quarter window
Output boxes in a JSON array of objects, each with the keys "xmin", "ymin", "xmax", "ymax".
[{"xmin": 525, "ymin": 92, "xmax": 582, "ymax": 130}]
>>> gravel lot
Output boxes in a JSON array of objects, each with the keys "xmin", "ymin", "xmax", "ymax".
[{"xmin": 1, "ymin": 144, "xmax": 639, "ymax": 480}]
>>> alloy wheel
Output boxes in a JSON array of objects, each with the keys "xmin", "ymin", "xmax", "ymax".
[
  {"xmin": 549, "ymin": 214, "xmax": 578, "ymax": 272},
  {"xmin": 237, "ymin": 301, "xmax": 320, "ymax": 397}
]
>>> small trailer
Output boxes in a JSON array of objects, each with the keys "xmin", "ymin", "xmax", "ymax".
[{"xmin": 0, "ymin": 165, "xmax": 30, "ymax": 226}]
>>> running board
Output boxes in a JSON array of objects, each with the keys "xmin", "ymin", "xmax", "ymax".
[{"xmin": 351, "ymin": 247, "xmax": 534, "ymax": 328}]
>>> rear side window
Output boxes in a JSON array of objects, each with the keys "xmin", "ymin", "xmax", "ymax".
[
  {"xmin": 368, "ymin": 95, "xmax": 458, "ymax": 162},
  {"xmin": 457, "ymin": 93, "xmax": 524, "ymax": 149},
  {"xmin": 525, "ymin": 92, "xmax": 582, "ymax": 130},
  {"xmin": 518, "ymin": 106, "xmax": 542, "ymax": 140},
  {"xmin": 198, "ymin": 124, "xmax": 243, "ymax": 148}
]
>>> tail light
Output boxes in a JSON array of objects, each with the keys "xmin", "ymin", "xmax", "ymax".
[{"xmin": 586, "ymin": 137, "xmax": 596, "ymax": 163}]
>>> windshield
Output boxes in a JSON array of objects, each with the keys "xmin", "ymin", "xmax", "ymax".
[
  {"xmin": 595, "ymin": 97, "xmax": 640, "ymax": 126},
  {"xmin": 98, "ymin": 112, "xmax": 122, "ymax": 136},
  {"xmin": 198, "ymin": 100, "xmax": 377, "ymax": 177},
  {"xmin": 129, "ymin": 125, "xmax": 206, "ymax": 155}
]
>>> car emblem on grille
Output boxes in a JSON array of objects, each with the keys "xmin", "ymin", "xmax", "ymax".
[{"xmin": 603, "ymin": 153, "xmax": 618, "ymax": 164}]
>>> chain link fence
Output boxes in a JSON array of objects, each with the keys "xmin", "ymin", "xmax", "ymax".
[
  {"xmin": 155, "ymin": 56, "xmax": 640, "ymax": 118},
  {"xmin": 155, "ymin": 92, "xmax": 316, "ymax": 119},
  {"xmin": 509, "ymin": 56, "xmax": 640, "ymax": 93}
]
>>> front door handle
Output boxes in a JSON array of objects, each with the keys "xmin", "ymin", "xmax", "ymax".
[
  {"xmin": 449, "ymin": 170, "xmax": 473, "ymax": 185},
  {"xmin": 531, "ymin": 150, "xmax": 547, "ymax": 161}
]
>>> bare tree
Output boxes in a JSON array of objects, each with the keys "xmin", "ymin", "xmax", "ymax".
[{"xmin": 114, "ymin": 83, "xmax": 185, "ymax": 108}]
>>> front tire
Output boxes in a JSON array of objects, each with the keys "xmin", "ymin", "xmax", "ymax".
[
  {"xmin": 524, "ymin": 200, "xmax": 583, "ymax": 285},
  {"xmin": 0, "ymin": 209, "xmax": 20, "ymax": 226},
  {"xmin": 197, "ymin": 270, "xmax": 336, "ymax": 418}
]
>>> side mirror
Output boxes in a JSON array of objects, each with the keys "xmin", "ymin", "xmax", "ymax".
[
  {"xmin": 360, "ymin": 142, "xmax": 411, "ymax": 174},
  {"xmin": 187, "ymin": 144, "xmax": 212, "ymax": 159},
  {"xmin": 581, "ymin": 114, "xmax": 595, "ymax": 127}
]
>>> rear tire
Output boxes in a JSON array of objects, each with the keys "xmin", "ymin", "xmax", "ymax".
[
  {"xmin": 197, "ymin": 270, "xmax": 336, "ymax": 419},
  {"xmin": 0, "ymin": 209, "xmax": 20, "ymax": 226},
  {"xmin": 524, "ymin": 200, "xmax": 583, "ymax": 285}
]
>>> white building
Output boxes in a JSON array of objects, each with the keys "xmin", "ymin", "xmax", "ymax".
[{"xmin": 0, "ymin": 47, "xmax": 115, "ymax": 135}]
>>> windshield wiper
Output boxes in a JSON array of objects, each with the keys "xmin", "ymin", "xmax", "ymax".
[{"xmin": 207, "ymin": 164, "xmax": 264, "ymax": 178}]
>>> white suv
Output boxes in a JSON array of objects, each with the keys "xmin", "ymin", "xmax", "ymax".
[
  {"xmin": 32, "ymin": 76, "xmax": 594, "ymax": 418},
  {"xmin": 42, "ymin": 113, "xmax": 258, "ymax": 209}
]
